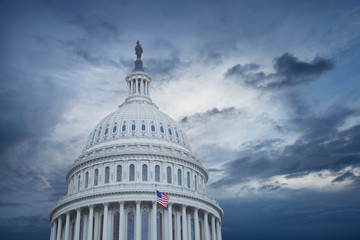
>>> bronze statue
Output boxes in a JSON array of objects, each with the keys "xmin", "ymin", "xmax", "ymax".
[{"xmin": 135, "ymin": 40, "xmax": 143, "ymax": 59}]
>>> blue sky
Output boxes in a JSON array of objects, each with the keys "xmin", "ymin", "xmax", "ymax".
[{"xmin": 1, "ymin": 0, "xmax": 360, "ymax": 239}]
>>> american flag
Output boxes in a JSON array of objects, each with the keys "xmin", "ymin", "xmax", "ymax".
[{"xmin": 156, "ymin": 190, "xmax": 169, "ymax": 208}]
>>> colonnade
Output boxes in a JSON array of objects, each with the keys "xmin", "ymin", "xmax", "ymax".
[
  {"xmin": 128, "ymin": 77, "xmax": 149, "ymax": 96},
  {"xmin": 50, "ymin": 200, "xmax": 222, "ymax": 240}
]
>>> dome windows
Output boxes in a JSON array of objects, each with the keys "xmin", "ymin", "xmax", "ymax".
[
  {"xmin": 160, "ymin": 126, "xmax": 164, "ymax": 134},
  {"xmin": 129, "ymin": 164, "xmax": 135, "ymax": 181},
  {"xmin": 168, "ymin": 128, "xmax": 172, "ymax": 136},
  {"xmin": 142, "ymin": 164, "xmax": 148, "ymax": 181},
  {"xmin": 104, "ymin": 127, "xmax": 109, "ymax": 136},
  {"xmin": 141, "ymin": 124, "xmax": 146, "ymax": 131},
  {"xmin": 151, "ymin": 124, "xmax": 155, "ymax": 132},
  {"xmin": 122, "ymin": 124, "xmax": 127, "ymax": 132},
  {"xmin": 175, "ymin": 131, "xmax": 179, "ymax": 138},
  {"xmin": 97, "ymin": 129, "xmax": 101, "ymax": 138},
  {"xmin": 94, "ymin": 169, "xmax": 99, "ymax": 186},
  {"xmin": 117, "ymin": 165, "xmax": 122, "ymax": 182},
  {"xmin": 131, "ymin": 124, "xmax": 136, "ymax": 132},
  {"xmin": 113, "ymin": 125, "xmax": 117, "ymax": 133}
]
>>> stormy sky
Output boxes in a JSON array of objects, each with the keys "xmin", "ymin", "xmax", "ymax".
[{"xmin": 1, "ymin": 0, "xmax": 360, "ymax": 239}]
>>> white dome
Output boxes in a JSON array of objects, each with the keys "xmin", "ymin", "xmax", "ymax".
[
  {"xmin": 83, "ymin": 99, "xmax": 191, "ymax": 154},
  {"xmin": 49, "ymin": 50, "xmax": 223, "ymax": 240}
]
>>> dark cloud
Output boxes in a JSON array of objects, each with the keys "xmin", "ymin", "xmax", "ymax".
[
  {"xmin": 211, "ymin": 106, "xmax": 360, "ymax": 188},
  {"xmin": 180, "ymin": 107, "xmax": 240, "ymax": 129},
  {"xmin": 332, "ymin": 171, "xmax": 358, "ymax": 183},
  {"xmin": 225, "ymin": 53, "xmax": 334, "ymax": 89},
  {"xmin": 0, "ymin": 74, "xmax": 74, "ymax": 151}
]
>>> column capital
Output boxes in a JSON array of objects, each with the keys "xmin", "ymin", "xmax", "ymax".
[
  {"xmin": 119, "ymin": 201, "xmax": 125, "ymax": 205},
  {"xmin": 88, "ymin": 204, "xmax": 94, "ymax": 209},
  {"xmin": 103, "ymin": 202, "xmax": 109, "ymax": 207},
  {"xmin": 136, "ymin": 200, "xmax": 141, "ymax": 205},
  {"xmin": 76, "ymin": 208, "xmax": 81, "ymax": 213}
]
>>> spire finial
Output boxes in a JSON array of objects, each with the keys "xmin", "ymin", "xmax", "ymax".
[
  {"xmin": 133, "ymin": 40, "xmax": 144, "ymax": 72},
  {"xmin": 135, "ymin": 40, "xmax": 143, "ymax": 59}
]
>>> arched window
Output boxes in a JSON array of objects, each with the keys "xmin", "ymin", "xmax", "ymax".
[
  {"xmin": 151, "ymin": 125, "xmax": 155, "ymax": 132},
  {"xmin": 94, "ymin": 169, "xmax": 99, "ymax": 186},
  {"xmin": 167, "ymin": 167, "xmax": 172, "ymax": 184},
  {"xmin": 113, "ymin": 212, "xmax": 119, "ymax": 240},
  {"xmin": 187, "ymin": 172, "xmax": 190, "ymax": 189},
  {"xmin": 128, "ymin": 211, "xmax": 135, "ymax": 240},
  {"xmin": 117, "ymin": 165, "xmax": 122, "ymax": 182},
  {"xmin": 194, "ymin": 175, "xmax": 197, "ymax": 191},
  {"xmin": 160, "ymin": 126, "xmax": 164, "ymax": 134},
  {"xmin": 141, "ymin": 124, "xmax": 146, "ymax": 131},
  {"xmin": 176, "ymin": 131, "xmax": 179, "ymax": 138},
  {"xmin": 131, "ymin": 124, "xmax": 136, "ymax": 132},
  {"xmin": 129, "ymin": 164, "xmax": 135, "ymax": 181},
  {"xmin": 113, "ymin": 125, "xmax": 117, "ymax": 133},
  {"xmin": 142, "ymin": 212, "xmax": 149, "ymax": 240},
  {"xmin": 168, "ymin": 128, "xmax": 172, "ymax": 136},
  {"xmin": 122, "ymin": 124, "xmax": 126, "ymax": 132},
  {"xmin": 85, "ymin": 172, "xmax": 89, "ymax": 189},
  {"xmin": 97, "ymin": 129, "xmax": 101, "ymax": 137},
  {"xmin": 104, "ymin": 127, "xmax": 109, "ymax": 135},
  {"xmin": 142, "ymin": 164, "xmax": 148, "ymax": 181},
  {"xmin": 178, "ymin": 169, "xmax": 182, "ymax": 186},
  {"xmin": 105, "ymin": 166, "xmax": 110, "ymax": 184},
  {"xmin": 155, "ymin": 165, "xmax": 160, "ymax": 182},
  {"xmin": 156, "ymin": 212, "xmax": 162, "ymax": 240}
]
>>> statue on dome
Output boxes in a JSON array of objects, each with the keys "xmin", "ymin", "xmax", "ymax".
[{"xmin": 135, "ymin": 40, "xmax": 143, "ymax": 59}]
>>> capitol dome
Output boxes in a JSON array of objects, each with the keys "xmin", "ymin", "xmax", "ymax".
[
  {"xmin": 82, "ymin": 93, "xmax": 191, "ymax": 154},
  {"xmin": 49, "ymin": 42, "xmax": 223, "ymax": 240}
]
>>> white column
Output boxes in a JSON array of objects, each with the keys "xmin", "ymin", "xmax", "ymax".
[
  {"xmin": 119, "ymin": 201, "xmax": 125, "ymax": 240},
  {"xmin": 182, "ymin": 205, "xmax": 187, "ymax": 240},
  {"xmin": 203, "ymin": 212, "xmax": 209, "ymax": 240},
  {"xmin": 140, "ymin": 79, "xmax": 143, "ymax": 95},
  {"xmin": 64, "ymin": 212, "xmax": 70, "ymax": 240},
  {"xmin": 176, "ymin": 210, "xmax": 181, "ymax": 240},
  {"xmin": 102, "ymin": 203, "xmax": 108, "ymax": 240},
  {"xmin": 152, "ymin": 201, "xmax": 157, "ymax": 240},
  {"xmin": 57, "ymin": 217, "xmax": 63, "ymax": 240},
  {"xmin": 94, "ymin": 212, "xmax": 99, "ymax": 240},
  {"xmin": 88, "ymin": 205, "xmax": 94, "ymax": 240},
  {"xmin": 83, "ymin": 213, "xmax": 88, "ymax": 240},
  {"xmin": 75, "ymin": 209, "xmax": 81, "ymax": 240},
  {"xmin": 187, "ymin": 212, "xmax": 191, "ymax": 240},
  {"xmin": 129, "ymin": 79, "xmax": 133, "ymax": 95},
  {"xmin": 144, "ymin": 80, "xmax": 147, "ymax": 96},
  {"xmin": 136, "ymin": 79, "xmax": 139, "ymax": 94},
  {"xmin": 211, "ymin": 215, "xmax": 216, "ymax": 240},
  {"xmin": 136, "ymin": 201, "xmax": 141, "ymax": 240},
  {"xmin": 147, "ymin": 81, "xmax": 150, "ymax": 96},
  {"xmin": 51, "ymin": 220, "xmax": 57, "ymax": 240},
  {"xmin": 168, "ymin": 203, "xmax": 173, "ymax": 240},
  {"xmin": 216, "ymin": 219, "xmax": 222, "ymax": 240},
  {"xmin": 194, "ymin": 208, "xmax": 200, "ymax": 240}
]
